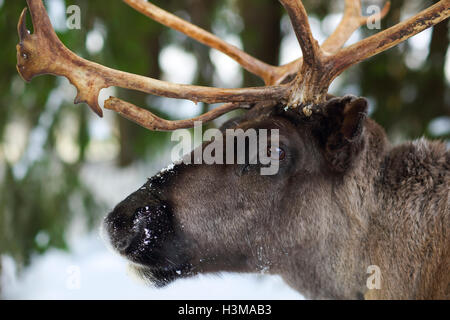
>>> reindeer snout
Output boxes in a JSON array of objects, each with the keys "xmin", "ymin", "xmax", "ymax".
[{"xmin": 102, "ymin": 190, "xmax": 174, "ymax": 259}]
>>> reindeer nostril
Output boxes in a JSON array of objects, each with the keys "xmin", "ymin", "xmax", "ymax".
[
  {"xmin": 102, "ymin": 214, "xmax": 136, "ymax": 252},
  {"xmin": 103, "ymin": 205, "xmax": 151, "ymax": 252},
  {"xmin": 114, "ymin": 236, "xmax": 134, "ymax": 252}
]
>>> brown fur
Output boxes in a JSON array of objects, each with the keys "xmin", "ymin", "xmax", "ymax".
[{"xmin": 104, "ymin": 96, "xmax": 449, "ymax": 299}]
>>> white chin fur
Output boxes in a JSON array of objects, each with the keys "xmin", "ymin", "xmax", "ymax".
[{"xmin": 126, "ymin": 263, "xmax": 158, "ymax": 287}]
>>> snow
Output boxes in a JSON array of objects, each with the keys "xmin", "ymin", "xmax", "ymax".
[{"xmin": 2, "ymin": 232, "xmax": 303, "ymax": 300}]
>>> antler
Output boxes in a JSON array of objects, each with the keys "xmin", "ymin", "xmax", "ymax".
[
  {"xmin": 331, "ymin": 1, "xmax": 450, "ymax": 79},
  {"xmin": 17, "ymin": 0, "xmax": 287, "ymax": 120},
  {"xmin": 322, "ymin": 0, "xmax": 391, "ymax": 54},
  {"xmin": 16, "ymin": 0, "xmax": 449, "ymax": 131},
  {"xmin": 123, "ymin": 0, "xmax": 281, "ymax": 85},
  {"xmin": 275, "ymin": 0, "xmax": 391, "ymax": 85},
  {"xmin": 280, "ymin": 0, "xmax": 449, "ymax": 110}
]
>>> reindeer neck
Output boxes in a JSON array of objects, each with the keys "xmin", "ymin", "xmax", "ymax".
[{"xmin": 366, "ymin": 136, "xmax": 449, "ymax": 299}]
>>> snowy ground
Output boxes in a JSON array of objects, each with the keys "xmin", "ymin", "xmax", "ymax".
[{"xmin": 2, "ymin": 232, "xmax": 303, "ymax": 300}]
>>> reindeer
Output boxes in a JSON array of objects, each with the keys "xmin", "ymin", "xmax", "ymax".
[{"xmin": 16, "ymin": 0, "xmax": 449, "ymax": 299}]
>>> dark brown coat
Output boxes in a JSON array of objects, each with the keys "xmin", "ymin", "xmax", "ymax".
[{"xmin": 104, "ymin": 96, "xmax": 449, "ymax": 299}]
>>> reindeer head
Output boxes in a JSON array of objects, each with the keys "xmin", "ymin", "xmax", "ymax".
[
  {"xmin": 16, "ymin": 0, "xmax": 449, "ymax": 297},
  {"xmin": 102, "ymin": 95, "xmax": 385, "ymax": 292}
]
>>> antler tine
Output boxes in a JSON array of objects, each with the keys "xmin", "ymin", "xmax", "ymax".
[
  {"xmin": 123, "ymin": 0, "xmax": 279, "ymax": 85},
  {"xmin": 279, "ymin": 0, "xmax": 324, "ymax": 69},
  {"xmin": 322, "ymin": 0, "xmax": 391, "ymax": 54},
  {"xmin": 105, "ymin": 98, "xmax": 244, "ymax": 131},
  {"xmin": 328, "ymin": 0, "xmax": 450, "ymax": 85},
  {"xmin": 22, "ymin": 0, "xmax": 52, "ymax": 35},
  {"xmin": 278, "ymin": 0, "xmax": 448, "ymax": 109},
  {"xmin": 279, "ymin": 0, "xmax": 332, "ymax": 107},
  {"xmin": 17, "ymin": 0, "xmax": 288, "ymax": 120},
  {"xmin": 275, "ymin": 0, "xmax": 391, "ymax": 85}
]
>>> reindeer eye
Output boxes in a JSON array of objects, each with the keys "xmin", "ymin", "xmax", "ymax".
[{"xmin": 267, "ymin": 146, "xmax": 286, "ymax": 160}]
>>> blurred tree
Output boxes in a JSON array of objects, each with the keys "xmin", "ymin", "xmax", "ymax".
[{"xmin": 239, "ymin": 0, "xmax": 283, "ymax": 86}]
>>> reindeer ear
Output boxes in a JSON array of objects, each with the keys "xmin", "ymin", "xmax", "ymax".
[{"xmin": 317, "ymin": 95, "xmax": 368, "ymax": 173}]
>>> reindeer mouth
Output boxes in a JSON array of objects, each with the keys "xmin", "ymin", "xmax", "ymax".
[{"xmin": 127, "ymin": 262, "xmax": 193, "ymax": 287}]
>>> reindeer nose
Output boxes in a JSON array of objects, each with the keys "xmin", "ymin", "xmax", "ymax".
[
  {"xmin": 103, "ymin": 194, "xmax": 173, "ymax": 255},
  {"xmin": 103, "ymin": 203, "xmax": 140, "ymax": 252}
]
